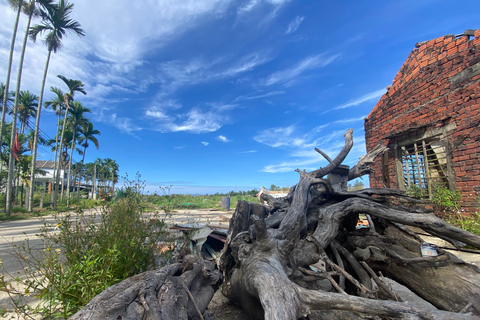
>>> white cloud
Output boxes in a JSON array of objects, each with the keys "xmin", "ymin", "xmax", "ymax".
[
  {"xmin": 170, "ymin": 109, "xmax": 225, "ymax": 134},
  {"xmin": 145, "ymin": 110, "xmax": 169, "ymax": 119},
  {"xmin": 285, "ymin": 16, "xmax": 304, "ymax": 34},
  {"xmin": 235, "ymin": 90, "xmax": 284, "ymax": 102},
  {"xmin": 334, "ymin": 88, "xmax": 386, "ymax": 110},
  {"xmin": 218, "ymin": 135, "xmax": 230, "ymax": 142},
  {"xmin": 254, "ymin": 125, "xmax": 302, "ymax": 148},
  {"xmin": 335, "ymin": 116, "xmax": 367, "ymax": 123},
  {"xmin": 254, "ymin": 124, "xmax": 367, "ymax": 175},
  {"xmin": 240, "ymin": 150, "xmax": 257, "ymax": 153},
  {"xmin": 155, "ymin": 52, "xmax": 270, "ymax": 99},
  {"xmin": 110, "ymin": 113, "xmax": 142, "ymax": 135},
  {"xmin": 261, "ymin": 158, "xmax": 320, "ymax": 173},
  {"xmin": 264, "ymin": 53, "xmax": 340, "ymax": 86},
  {"xmin": 201, "ymin": 141, "xmax": 209, "ymax": 146}
]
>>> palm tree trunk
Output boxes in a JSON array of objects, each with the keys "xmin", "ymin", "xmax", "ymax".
[
  {"xmin": 51, "ymin": 113, "xmax": 61, "ymax": 205},
  {"xmin": 0, "ymin": 4, "xmax": 22, "ymax": 163},
  {"xmin": 3, "ymin": 5, "xmax": 23, "ymax": 216},
  {"xmin": 53, "ymin": 102, "xmax": 70, "ymax": 208},
  {"xmin": 66, "ymin": 132, "xmax": 76, "ymax": 206},
  {"xmin": 28, "ymin": 48, "xmax": 52, "ymax": 212}
]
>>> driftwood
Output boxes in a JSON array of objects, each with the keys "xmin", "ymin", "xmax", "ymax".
[
  {"xmin": 70, "ymin": 255, "xmax": 222, "ymax": 320},
  {"xmin": 219, "ymin": 129, "xmax": 480, "ymax": 320}
]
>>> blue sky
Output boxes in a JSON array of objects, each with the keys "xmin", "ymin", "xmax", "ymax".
[{"xmin": 1, "ymin": 0, "xmax": 479, "ymax": 194}]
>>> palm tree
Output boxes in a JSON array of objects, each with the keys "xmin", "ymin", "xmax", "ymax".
[
  {"xmin": 44, "ymin": 86, "xmax": 65, "ymax": 203},
  {"xmin": 0, "ymin": 0, "xmax": 23, "ymax": 164},
  {"xmin": 0, "ymin": 83, "xmax": 14, "ymax": 172},
  {"xmin": 78, "ymin": 122, "xmax": 100, "ymax": 164},
  {"xmin": 7, "ymin": 0, "xmax": 54, "ymax": 211},
  {"xmin": 12, "ymin": 91, "xmax": 38, "ymax": 134},
  {"xmin": 53, "ymin": 75, "xmax": 86, "ymax": 207},
  {"xmin": 64, "ymin": 101, "xmax": 90, "ymax": 205},
  {"xmin": 27, "ymin": 0, "xmax": 85, "ymax": 212}
]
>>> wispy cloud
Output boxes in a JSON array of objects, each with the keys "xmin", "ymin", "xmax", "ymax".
[
  {"xmin": 335, "ymin": 116, "xmax": 367, "ymax": 123},
  {"xmin": 154, "ymin": 52, "xmax": 270, "ymax": 99},
  {"xmin": 235, "ymin": 91, "xmax": 285, "ymax": 102},
  {"xmin": 254, "ymin": 124, "xmax": 366, "ymax": 174},
  {"xmin": 110, "ymin": 113, "xmax": 142, "ymax": 135},
  {"xmin": 240, "ymin": 150, "xmax": 257, "ymax": 153},
  {"xmin": 334, "ymin": 88, "xmax": 386, "ymax": 110},
  {"xmin": 201, "ymin": 141, "xmax": 209, "ymax": 146},
  {"xmin": 217, "ymin": 135, "xmax": 231, "ymax": 142},
  {"xmin": 169, "ymin": 109, "xmax": 226, "ymax": 134},
  {"xmin": 264, "ymin": 53, "xmax": 340, "ymax": 86},
  {"xmin": 285, "ymin": 16, "xmax": 304, "ymax": 34}
]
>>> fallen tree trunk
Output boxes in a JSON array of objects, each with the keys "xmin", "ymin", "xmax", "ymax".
[
  {"xmin": 71, "ymin": 255, "xmax": 222, "ymax": 320},
  {"xmin": 220, "ymin": 129, "xmax": 480, "ymax": 320}
]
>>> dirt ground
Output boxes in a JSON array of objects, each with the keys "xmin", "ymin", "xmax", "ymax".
[{"xmin": 2, "ymin": 208, "xmax": 480, "ymax": 319}]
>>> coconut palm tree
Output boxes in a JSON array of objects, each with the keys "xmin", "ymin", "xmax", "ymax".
[
  {"xmin": 27, "ymin": 0, "xmax": 85, "ymax": 212},
  {"xmin": 64, "ymin": 101, "xmax": 90, "ymax": 204},
  {"xmin": 0, "ymin": 0, "xmax": 23, "ymax": 164},
  {"xmin": 0, "ymin": 83, "xmax": 14, "ymax": 170},
  {"xmin": 12, "ymin": 91, "xmax": 38, "ymax": 134},
  {"xmin": 44, "ymin": 86, "xmax": 65, "ymax": 203},
  {"xmin": 78, "ymin": 121, "xmax": 100, "ymax": 164},
  {"xmin": 4, "ymin": 0, "xmax": 54, "ymax": 214},
  {"xmin": 52, "ymin": 76, "xmax": 86, "ymax": 207}
]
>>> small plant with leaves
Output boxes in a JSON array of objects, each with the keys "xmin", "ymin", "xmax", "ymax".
[
  {"xmin": 432, "ymin": 186, "xmax": 461, "ymax": 213},
  {"xmin": 0, "ymin": 172, "xmax": 179, "ymax": 319}
]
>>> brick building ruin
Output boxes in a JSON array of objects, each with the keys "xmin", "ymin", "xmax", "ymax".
[{"xmin": 365, "ymin": 29, "xmax": 480, "ymax": 212}]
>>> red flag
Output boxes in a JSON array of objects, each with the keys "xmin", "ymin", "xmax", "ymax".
[{"xmin": 12, "ymin": 131, "xmax": 20, "ymax": 161}]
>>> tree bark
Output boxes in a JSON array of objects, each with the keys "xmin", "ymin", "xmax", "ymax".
[
  {"xmin": 71, "ymin": 256, "xmax": 223, "ymax": 320},
  {"xmin": 219, "ymin": 129, "xmax": 480, "ymax": 320}
]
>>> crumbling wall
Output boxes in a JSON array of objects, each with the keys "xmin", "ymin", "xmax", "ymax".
[{"xmin": 365, "ymin": 29, "xmax": 480, "ymax": 212}]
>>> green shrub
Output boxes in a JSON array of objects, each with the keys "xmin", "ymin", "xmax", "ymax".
[
  {"xmin": 11, "ymin": 206, "xmax": 28, "ymax": 214},
  {"xmin": 432, "ymin": 186, "xmax": 461, "ymax": 213},
  {"xmin": 0, "ymin": 173, "xmax": 178, "ymax": 319},
  {"xmin": 444, "ymin": 212, "xmax": 480, "ymax": 236}
]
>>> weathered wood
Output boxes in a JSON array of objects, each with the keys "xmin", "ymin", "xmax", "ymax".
[
  {"xmin": 220, "ymin": 129, "xmax": 480, "ymax": 320},
  {"xmin": 71, "ymin": 256, "xmax": 222, "ymax": 320}
]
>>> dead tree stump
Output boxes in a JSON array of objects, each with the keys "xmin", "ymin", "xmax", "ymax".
[
  {"xmin": 70, "ymin": 255, "xmax": 222, "ymax": 320},
  {"xmin": 220, "ymin": 129, "xmax": 480, "ymax": 320}
]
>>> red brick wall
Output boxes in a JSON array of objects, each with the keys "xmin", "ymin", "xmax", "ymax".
[{"xmin": 365, "ymin": 29, "xmax": 480, "ymax": 212}]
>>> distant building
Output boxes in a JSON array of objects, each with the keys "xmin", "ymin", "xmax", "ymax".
[
  {"xmin": 33, "ymin": 160, "xmax": 70, "ymax": 193},
  {"xmin": 365, "ymin": 29, "xmax": 480, "ymax": 212}
]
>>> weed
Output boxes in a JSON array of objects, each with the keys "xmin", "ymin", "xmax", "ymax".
[{"xmin": 0, "ymin": 173, "xmax": 178, "ymax": 319}]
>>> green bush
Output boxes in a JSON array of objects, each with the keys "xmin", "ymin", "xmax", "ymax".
[
  {"xmin": 432, "ymin": 186, "xmax": 461, "ymax": 213},
  {"xmin": 444, "ymin": 212, "xmax": 480, "ymax": 236},
  {"xmin": 11, "ymin": 206, "xmax": 28, "ymax": 214},
  {"xmin": 0, "ymin": 174, "xmax": 177, "ymax": 319}
]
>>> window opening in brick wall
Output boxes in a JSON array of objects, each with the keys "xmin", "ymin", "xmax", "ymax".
[{"xmin": 398, "ymin": 139, "xmax": 450, "ymax": 199}]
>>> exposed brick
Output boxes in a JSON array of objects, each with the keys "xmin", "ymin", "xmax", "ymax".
[{"xmin": 365, "ymin": 29, "xmax": 480, "ymax": 211}]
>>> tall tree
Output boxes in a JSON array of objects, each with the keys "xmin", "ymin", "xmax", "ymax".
[
  {"xmin": 52, "ymin": 75, "xmax": 86, "ymax": 208},
  {"xmin": 27, "ymin": 0, "xmax": 85, "ymax": 212},
  {"xmin": 7, "ymin": 0, "xmax": 54, "ymax": 211},
  {"xmin": 2, "ymin": 0, "xmax": 25, "ymax": 215},
  {"xmin": 64, "ymin": 101, "xmax": 90, "ymax": 205},
  {"xmin": 12, "ymin": 90, "xmax": 38, "ymax": 134},
  {"xmin": 0, "ymin": 83, "xmax": 14, "ymax": 173},
  {"xmin": 44, "ymin": 86, "xmax": 65, "ymax": 203},
  {"xmin": 0, "ymin": 0, "xmax": 23, "ymax": 164},
  {"xmin": 78, "ymin": 121, "xmax": 100, "ymax": 164}
]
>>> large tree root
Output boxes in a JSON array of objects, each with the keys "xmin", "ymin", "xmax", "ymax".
[
  {"xmin": 220, "ymin": 129, "xmax": 480, "ymax": 320},
  {"xmin": 71, "ymin": 256, "xmax": 223, "ymax": 320}
]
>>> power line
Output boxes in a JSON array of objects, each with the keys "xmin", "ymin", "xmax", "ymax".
[{"xmin": 2, "ymin": 99, "xmax": 83, "ymax": 165}]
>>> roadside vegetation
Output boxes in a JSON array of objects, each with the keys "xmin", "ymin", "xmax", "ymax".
[{"xmin": 0, "ymin": 175, "xmax": 180, "ymax": 319}]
